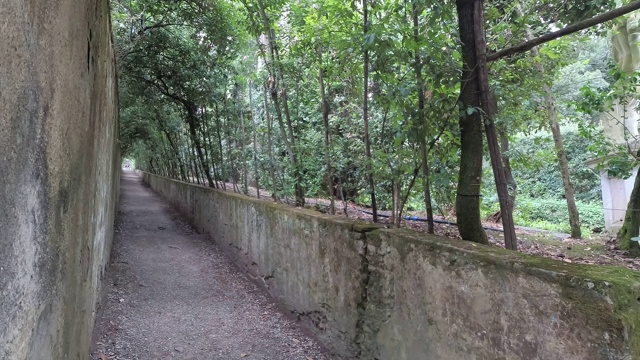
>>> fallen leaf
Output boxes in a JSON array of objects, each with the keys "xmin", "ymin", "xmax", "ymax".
[
  {"xmin": 168, "ymin": 245, "xmax": 180, "ymax": 249},
  {"xmin": 99, "ymin": 354, "xmax": 108, "ymax": 360},
  {"xmin": 241, "ymin": 354, "xmax": 248, "ymax": 358}
]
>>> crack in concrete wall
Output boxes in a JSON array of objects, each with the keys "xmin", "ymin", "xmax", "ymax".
[{"xmin": 144, "ymin": 172, "xmax": 640, "ymax": 360}]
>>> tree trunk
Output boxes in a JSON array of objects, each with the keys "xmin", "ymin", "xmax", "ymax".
[
  {"xmin": 238, "ymin": 89, "xmax": 249, "ymax": 195},
  {"xmin": 149, "ymin": 157, "xmax": 157, "ymax": 175},
  {"xmin": 455, "ymin": 0, "xmax": 488, "ymax": 244},
  {"xmin": 223, "ymin": 87, "xmax": 238, "ymax": 192},
  {"xmin": 160, "ymin": 137, "xmax": 175, "ymax": 178},
  {"xmin": 185, "ymin": 103, "xmax": 213, "ymax": 187},
  {"xmin": 488, "ymin": 128, "xmax": 517, "ymax": 223},
  {"xmin": 516, "ymin": 4, "xmax": 582, "ymax": 239},
  {"xmin": 473, "ymin": 0, "xmax": 518, "ymax": 250},
  {"xmin": 499, "ymin": 128, "xmax": 517, "ymax": 212},
  {"xmin": 318, "ymin": 45, "xmax": 335, "ymax": 215},
  {"xmin": 214, "ymin": 103, "xmax": 227, "ymax": 191},
  {"xmin": 390, "ymin": 180, "xmax": 397, "ymax": 225},
  {"xmin": 363, "ymin": 0, "xmax": 378, "ymax": 222},
  {"xmin": 181, "ymin": 131, "xmax": 193, "ymax": 182},
  {"xmin": 201, "ymin": 108, "xmax": 220, "ymax": 189},
  {"xmin": 413, "ymin": 2, "xmax": 435, "ymax": 233},
  {"xmin": 617, "ymin": 164, "xmax": 640, "ymax": 255},
  {"xmin": 164, "ymin": 131, "xmax": 187, "ymax": 181},
  {"xmin": 249, "ymin": 81, "xmax": 261, "ymax": 199},
  {"xmin": 272, "ymin": 35, "xmax": 305, "ymax": 205},
  {"xmin": 547, "ymin": 90, "xmax": 582, "ymax": 238},
  {"xmin": 397, "ymin": 165, "xmax": 420, "ymax": 228},
  {"xmin": 185, "ymin": 130, "xmax": 202, "ymax": 185},
  {"xmin": 198, "ymin": 110, "xmax": 217, "ymax": 188},
  {"xmin": 264, "ymin": 83, "xmax": 278, "ymax": 200},
  {"xmin": 339, "ymin": 175, "xmax": 348, "ymax": 216},
  {"xmin": 256, "ymin": 0, "xmax": 304, "ymax": 206}
]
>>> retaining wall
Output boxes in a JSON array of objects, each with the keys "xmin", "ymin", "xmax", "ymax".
[
  {"xmin": 143, "ymin": 172, "xmax": 640, "ymax": 360},
  {"xmin": 0, "ymin": 1, "xmax": 119, "ymax": 358}
]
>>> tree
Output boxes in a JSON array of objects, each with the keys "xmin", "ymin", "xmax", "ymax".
[
  {"xmin": 363, "ymin": 0, "xmax": 379, "ymax": 222},
  {"xmin": 455, "ymin": 0, "xmax": 488, "ymax": 244}
]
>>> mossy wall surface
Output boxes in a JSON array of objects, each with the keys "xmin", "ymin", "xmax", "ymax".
[
  {"xmin": 144, "ymin": 173, "xmax": 640, "ymax": 360},
  {"xmin": 0, "ymin": 1, "xmax": 119, "ymax": 359}
]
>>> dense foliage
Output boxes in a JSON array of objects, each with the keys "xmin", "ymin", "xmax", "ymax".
[{"xmin": 114, "ymin": 0, "xmax": 639, "ymax": 245}]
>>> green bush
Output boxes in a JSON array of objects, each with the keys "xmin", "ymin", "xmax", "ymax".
[
  {"xmin": 511, "ymin": 130, "xmax": 602, "ymax": 202},
  {"xmin": 515, "ymin": 198, "xmax": 603, "ymax": 233}
]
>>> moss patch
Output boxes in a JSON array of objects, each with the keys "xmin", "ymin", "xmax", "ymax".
[{"xmin": 145, "ymin": 172, "xmax": 640, "ymax": 358}]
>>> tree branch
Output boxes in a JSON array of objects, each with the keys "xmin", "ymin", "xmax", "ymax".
[{"xmin": 488, "ymin": 0, "xmax": 640, "ymax": 62}]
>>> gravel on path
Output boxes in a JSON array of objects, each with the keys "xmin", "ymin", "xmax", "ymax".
[{"xmin": 90, "ymin": 171, "xmax": 332, "ymax": 360}]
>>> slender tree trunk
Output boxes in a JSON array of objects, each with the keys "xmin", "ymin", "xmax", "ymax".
[
  {"xmin": 473, "ymin": 0, "xmax": 517, "ymax": 250},
  {"xmin": 214, "ymin": 103, "xmax": 227, "ymax": 191},
  {"xmin": 339, "ymin": 175, "xmax": 348, "ymax": 216},
  {"xmin": 238, "ymin": 89, "xmax": 249, "ymax": 195},
  {"xmin": 318, "ymin": 45, "xmax": 335, "ymax": 215},
  {"xmin": 184, "ymin": 103, "xmax": 213, "ymax": 187},
  {"xmin": 259, "ymin": 35, "xmax": 298, "ymax": 200},
  {"xmin": 455, "ymin": 0, "xmax": 488, "ymax": 244},
  {"xmin": 201, "ymin": 108, "xmax": 220, "ymax": 189},
  {"xmin": 149, "ymin": 158, "xmax": 157, "ymax": 175},
  {"xmin": 397, "ymin": 165, "xmax": 420, "ymax": 228},
  {"xmin": 363, "ymin": 0, "xmax": 378, "ymax": 222},
  {"xmin": 499, "ymin": 129, "xmax": 516, "ymax": 210},
  {"xmin": 160, "ymin": 138, "xmax": 175, "ymax": 178},
  {"xmin": 272, "ymin": 36, "xmax": 305, "ymax": 205},
  {"xmin": 547, "ymin": 101, "xmax": 582, "ymax": 238},
  {"xmin": 185, "ymin": 130, "xmax": 202, "ymax": 185},
  {"xmin": 164, "ymin": 131, "xmax": 187, "ymax": 181},
  {"xmin": 390, "ymin": 180, "xmax": 397, "ymax": 225},
  {"xmin": 515, "ymin": 4, "xmax": 581, "ymax": 239},
  {"xmin": 617, "ymin": 163, "xmax": 640, "ymax": 255},
  {"xmin": 413, "ymin": 2, "xmax": 435, "ymax": 233},
  {"xmin": 180, "ymin": 130, "xmax": 192, "ymax": 182},
  {"xmin": 203, "ymin": 111, "xmax": 220, "ymax": 189},
  {"xmin": 249, "ymin": 81, "xmax": 261, "ymax": 199},
  {"xmin": 295, "ymin": 57, "xmax": 304, "ymax": 130},
  {"xmin": 264, "ymin": 83, "xmax": 278, "ymax": 200},
  {"xmin": 419, "ymin": 141, "xmax": 435, "ymax": 232},
  {"xmin": 223, "ymin": 88, "xmax": 238, "ymax": 192},
  {"xmin": 183, "ymin": 130, "xmax": 196, "ymax": 183},
  {"xmin": 394, "ymin": 177, "xmax": 400, "ymax": 222},
  {"xmin": 256, "ymin": 0, "xmax": 304, "ymax": 206},
  {"xmin": 198, "ymin": 110, "xmax": 217, "ymax": 188}
]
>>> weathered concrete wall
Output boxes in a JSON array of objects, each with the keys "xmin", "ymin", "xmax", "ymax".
[
  {"xmin": 0, "ymin": 1, "xmax": 119, "ymax": 359},
  {"xmin": 143, "ymin": 173, "xmax": 640, "ymax": 360}
]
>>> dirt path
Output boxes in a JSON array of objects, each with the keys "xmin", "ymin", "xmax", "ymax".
[{"xmin": 90, "ymin": 171, "xmax": 331, "ymax": 360}]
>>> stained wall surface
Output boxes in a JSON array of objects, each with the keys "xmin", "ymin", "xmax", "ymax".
[
  {"xmin": 144, "ymin": 172, "xmax": 640, "ymax": 360},
  {"xmin": 0, "ymin": 0, "xmax": 119, "ymax": 358}
]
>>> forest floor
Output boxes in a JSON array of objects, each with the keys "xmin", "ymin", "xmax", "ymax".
[
  {"xmin": 217, "ymin": 180, "xmax": 640, "ymax": 272},
  {"xmin": 91, "ymin": 172, "xmax": 331, "ymax": 360}
]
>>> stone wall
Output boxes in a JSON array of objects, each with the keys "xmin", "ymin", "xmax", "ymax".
[
  {"xmin": 143, "ymin": 173, "xmax": 640, "ymax": 360},
  {"xmin": 0, "ymin": 1, "xmax": 119, "ymax": 359}
]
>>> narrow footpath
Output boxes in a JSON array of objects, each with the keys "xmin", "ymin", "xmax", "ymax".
[{"xmin": 91, "ymin": 172, "xmax": 330, "ymax": 360}]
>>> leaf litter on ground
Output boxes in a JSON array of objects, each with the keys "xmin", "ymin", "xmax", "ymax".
[{"xmin": 215, "ymin": 181, "xmax": 640, "ymax": 272}]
